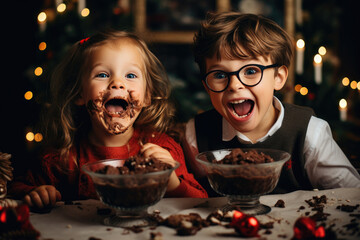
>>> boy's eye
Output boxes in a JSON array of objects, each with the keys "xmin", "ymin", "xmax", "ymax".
[
  {"xmin": 213, "ymin": 71, "xmax": 227, "ymax": 79},
  {"xmin": 126, "ymin": 73, "xmax": 137, "ymax": 79},
  {"xmin": 243, "ymin": 67, "xmax": 260, "ymax": 76},
  {"xmin": 96, "ymin": 73, "xmax": 109, "ymax": 78}
]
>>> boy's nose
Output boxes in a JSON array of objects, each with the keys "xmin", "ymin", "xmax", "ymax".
[
  {"xmin": 109, "ymin": 77, "xmax": 126, "ymax": 90},
  {"xmin": 227, "ymin": 75, "xmax": 245, "ymax": 91}
]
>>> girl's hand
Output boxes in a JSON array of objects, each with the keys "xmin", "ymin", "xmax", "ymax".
[
  {"xmin": 140, "ymin": 143, "xmax": 180, "ymax": 191},
  {"xmin": 24, "ymin": 185, "xmax": 61, "ymax": 209}
]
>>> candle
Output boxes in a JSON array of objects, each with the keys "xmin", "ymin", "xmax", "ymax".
[
  {"xmin": 55, "ymin": 0, "xmax": 63, "ymax": 6},
  {"xmin": 37, "ymin": 12, "xmax": 47, "ymax": 32},
  {"xmin": 78, "ymin": 0, "xmax": 86, "ymax": 15},
  {"xmin": 313, "ymin": 54, "xmax": 322, "ymax": 84},
  {"xmin": 295, "ymin": 0, "xmax": 303, "ymax": 26},
  {"xmin": 57, "ymin": 3, "xmax": 66, "ymax": 13},
  {"xmin": 339, "ymin": 99, "xmax": 347, "ymax": 122},
  {"xmin": 318, "ymin": 46, "xmax": 326, "ymax": 56},
  {"xmin": 296, "ymin": 39, "xmax": 305, "ymax": 74}
]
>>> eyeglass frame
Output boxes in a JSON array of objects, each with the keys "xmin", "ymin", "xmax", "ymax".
[{"xmin": 203, "ymin": 63, "xmax": 279, "ymax": 93}]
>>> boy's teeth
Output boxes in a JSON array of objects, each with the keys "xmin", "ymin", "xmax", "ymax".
[
  {"xmin": 229, "ymin": 99, "xmax": 254, "ymax": 118},
  {"xmin": 232, "ymin": 109, "xmax": 251, "ymax": 118},
  {"xmin": 230, "ymin": 100, "xmax": 246, "ymax": 104}
]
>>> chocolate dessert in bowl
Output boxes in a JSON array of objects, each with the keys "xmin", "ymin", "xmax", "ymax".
[
  {"xmin": 196, "ymin": 148, "xmax": 290, "ymax": 215},
  {"xmin": 82, "ymin": 156, "xmax": 179, "ymax": 227}
]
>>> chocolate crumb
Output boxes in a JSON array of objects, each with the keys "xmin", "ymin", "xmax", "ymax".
[
  {"xmin": 305, "ymin": 195, "xmax": 327, "ymax": 208},
  {"xmin": 124, "ymin": 225, "xmax": 143, "ymax": 233},
  {"xmin": 310, "ymin": 211, "xmax": 330, "ymax": 222},
  {"xmin": 150, "ymin": 232, "xmax": 163, "ymax": 240},
  {"xmin": 274, "ymin": 199, "xmax": 285, "ymax": 208},
  {"xmin": 336, "ymin": 204, "xmax": 360, "ymax": 213},
  {"xmin": 349, "ymin": 214, "xmax": 360, "ymax": 219},
  {"xmin": 260, "ymin": 222, "xmax": 274, "ymax": 229},
  {"xmin": 206, "ymin": 209, "xmax": 224, "ymax": 225},
  {"xmin": 264, "ymin": 229, "xmax": 272, "ymax": 234}
]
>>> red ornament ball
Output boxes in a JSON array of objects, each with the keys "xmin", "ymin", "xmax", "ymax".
[
  {"xmin": 293, "ymin": 217, "xmax": 326, "ymax": 239},
  {"xmin": 231, "ymin": 211, "xmax": 259, "ymax": 237},
  {"xmin": 294, "ymin": 217, "xmax": 316, "ymax": 239}
]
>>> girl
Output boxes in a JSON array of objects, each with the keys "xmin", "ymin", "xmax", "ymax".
[{"xmin": 10, "ymin": 30, "xmax": 207, "ymax": 209}]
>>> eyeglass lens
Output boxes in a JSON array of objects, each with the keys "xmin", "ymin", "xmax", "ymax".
[{"xmin": 206, "ymin": 65, "xmax": 264, "ymax": 91}]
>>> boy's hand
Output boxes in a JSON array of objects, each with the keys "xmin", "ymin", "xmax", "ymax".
[
  {"xmin": 24, "ymin": 185, "xmax": 61, "ymax": 209},
  {"xmin": 140, "ymin": 143, "xmax": 180, "ymax": 191}
]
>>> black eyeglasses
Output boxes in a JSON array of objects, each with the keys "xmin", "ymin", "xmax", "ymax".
[{"xmin": 204, "ymin": 64, "xmax": 279, "ymax": 92}]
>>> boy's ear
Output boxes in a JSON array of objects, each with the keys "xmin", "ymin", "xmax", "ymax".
[{"xmin": 274, "ymin": 65, "xmax": 288, "ymax": 90}]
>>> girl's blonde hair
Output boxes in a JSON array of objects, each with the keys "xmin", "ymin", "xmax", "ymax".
[{"xmin": 44, "ymin": 30, "xmax": 175, "ymax": 163}]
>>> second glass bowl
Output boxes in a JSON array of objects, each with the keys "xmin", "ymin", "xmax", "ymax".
[{"xmin": 196, "ymin": 148, "xmax": 290, "ymax": 215}]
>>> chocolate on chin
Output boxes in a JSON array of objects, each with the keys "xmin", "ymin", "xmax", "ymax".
[
  {"xmin": 207, "ymin": 149, "xmax": 279, "ymax": 195},
  {"xmin": 94, "ymin": 156, "xmax": 173, "ymax": 209}
]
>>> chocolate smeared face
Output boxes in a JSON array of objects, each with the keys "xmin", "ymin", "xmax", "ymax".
[
  {"xmin": 77, "ymin": 39, "xmax": 148, "ymax": 136},
  {"xmin": 87, "ymin": 89, "xmax": 143, "ymax": 135}
]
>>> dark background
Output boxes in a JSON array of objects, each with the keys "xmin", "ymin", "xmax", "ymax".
[{"xmin": 2, "ymin": 0, "xmax": 359, "ymax": 175}]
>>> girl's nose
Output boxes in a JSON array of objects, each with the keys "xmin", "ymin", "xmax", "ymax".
[
  {"xmin": 109, "ymin": 77, "xmax": 126, "ymax": 90},
  {"xmin": 227, "ymin": 74, "xmax": 245, "ymax": 91}
]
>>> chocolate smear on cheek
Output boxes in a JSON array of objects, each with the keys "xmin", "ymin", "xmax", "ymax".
[
  {"xmin": 128, "ymin": 90, "xmax": 142, "ymax": 118},
  {"xmin": 86, "ymin": 90, "xmax": 143, "ymax": 135}
]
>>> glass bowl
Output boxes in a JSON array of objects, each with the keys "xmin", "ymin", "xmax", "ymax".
[
  {"xmin": 82, "ymin": 159, "xmax": 179, "ymax": 227},
  {"xmin": 196, "ymin": 148, "xmax": 290, "ymax": 215}
]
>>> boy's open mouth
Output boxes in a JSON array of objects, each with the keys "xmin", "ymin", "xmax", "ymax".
[
  {"xmin": 104, "ymin": 98, "xmax": 129, "ymax": 115},
  {"xmin": 228, "ymin": 99, "xmax": 254, "ymax": 118}
]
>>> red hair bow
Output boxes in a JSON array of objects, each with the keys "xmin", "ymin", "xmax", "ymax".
[{"xmin": 79, "ymin": 37, "xmax": 90, "ymax": 44}]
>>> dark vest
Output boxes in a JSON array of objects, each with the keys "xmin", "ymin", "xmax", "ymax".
[{"xmin": 194, "ymin": 103, "xmax": 314, "ymax": 196}]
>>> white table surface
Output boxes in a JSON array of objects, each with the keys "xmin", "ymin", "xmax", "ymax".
[{"xmin": 30, "ymin": 188, "xmax": 360, "ymax": 240}]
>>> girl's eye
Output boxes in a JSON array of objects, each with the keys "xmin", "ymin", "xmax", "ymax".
[
  {"xmin": 126, "ymin": 73, "xmax": 137, "ymax": 79},
  {"xmin": 96, "ymin": 73, "xmax": 109, "ymax": 78}
]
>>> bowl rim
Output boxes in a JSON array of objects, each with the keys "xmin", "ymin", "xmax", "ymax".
[
  {"xmin": 195, "ymin": 148, "xmax": 291, "ymax": 167},
  {"xmin": 82, "ymin": 158, "xmax": 180, "ymax": 179}
]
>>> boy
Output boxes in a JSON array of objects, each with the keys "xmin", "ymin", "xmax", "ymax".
[{"xmin": 183, "ymin": 12, "xmax": 360, "ymax": 195}]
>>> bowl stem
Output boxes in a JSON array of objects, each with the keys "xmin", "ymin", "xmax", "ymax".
[
  {"xmin": 104, "ymin": 208, "xmax": 152, "ymax": 227},
  {"xmin": 225, "ymin": 195, "xmax": 271, "ymax": 215}
]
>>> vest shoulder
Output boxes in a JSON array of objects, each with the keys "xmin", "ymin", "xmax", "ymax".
[
  {"xmin": 195, "ymin": 109, "xmax": 221, "ymax": 120},
  {"xmin": 283, "ymin": 103, "xmax": 315, "ymax": 116}
]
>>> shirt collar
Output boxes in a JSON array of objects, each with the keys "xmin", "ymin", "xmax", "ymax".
[{"xmin": 222, "ymin": 96, "xmax": 284, "ymax": 144}]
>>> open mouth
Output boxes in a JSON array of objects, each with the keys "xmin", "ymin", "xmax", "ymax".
[
  {"xmin": 104, "ymin": 98, "xmax": 129, "ymax": 115},
  {"xmin": 228, "ymin": 99, "xmax": 255, "ymax": 118}
]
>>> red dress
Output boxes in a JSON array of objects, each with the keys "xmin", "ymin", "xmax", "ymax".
[{"xmin": 9, "ymin": 129, "xmax": 208, "ymax": 200}]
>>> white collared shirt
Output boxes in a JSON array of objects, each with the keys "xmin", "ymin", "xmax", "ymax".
[{"xmin": 184, "ymin": 97, "xmax": 360, "ymax": 189}]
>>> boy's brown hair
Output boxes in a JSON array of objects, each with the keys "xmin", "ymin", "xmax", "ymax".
[{"xmin": 193, "ymin": 12, "xmax": 294, "ymax": 75}]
